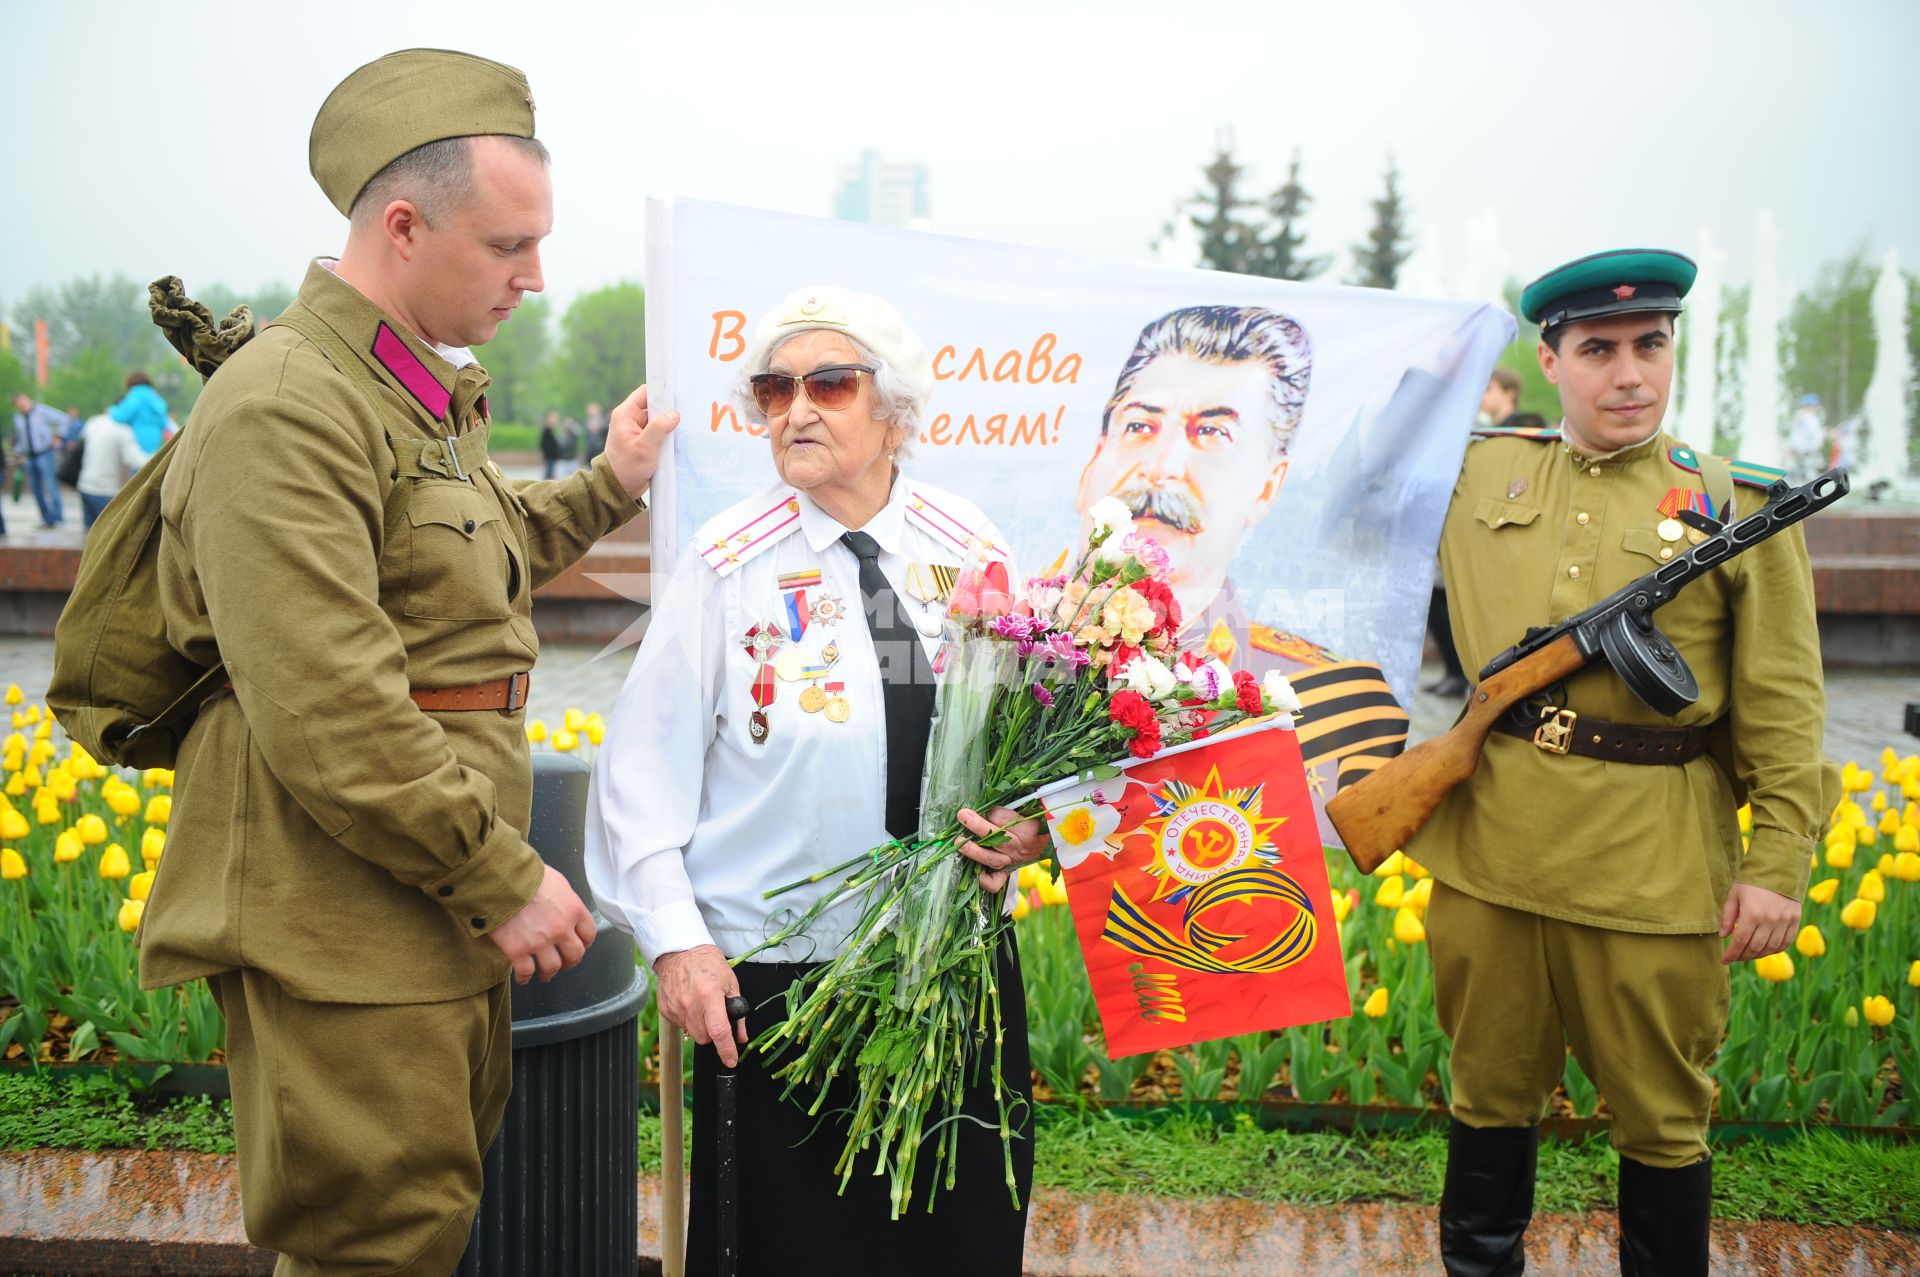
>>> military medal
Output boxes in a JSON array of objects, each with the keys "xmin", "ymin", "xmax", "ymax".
[
  {"xmin": 1656, "ymin": 518, "xmax": 1685, "ymax": 543},
  {"xmin": 774, "ymin": 646, "xmax": 808, "ymax": 682},
  {"xmin": 799, "ymin": 685, "xmax": 828, "ymax": 713},
  {"xmin": 823, "ymin": 682, "xmax": 851, "ymax": 723},
  {"xmin": 905, "ymin": 563, "xmax": 954, "ymax": 638},
  {"xmin": 1657, "ymin": 487, "xmax": 1717, "ymax": 546},
  {"xmin": 811, "ymin": 592, "xmax": 846, "ymax": 627},
  {"xmin": 748, "ymin": 663, "xmax": 775, "ymax": 744}
]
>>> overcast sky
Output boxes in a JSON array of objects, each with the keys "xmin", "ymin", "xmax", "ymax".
[{"xmin": 3, "ymin": 0, "xmax": 1916, "ymax": 315}]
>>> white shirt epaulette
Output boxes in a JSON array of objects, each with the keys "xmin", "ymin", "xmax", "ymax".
[
  {"xmin": 904, "ymin": 484, "xmax": 1010, "ymax": 562},
  {"xmin": 695, "ymin": 483, "xmax": 805, "ymax": 577}
]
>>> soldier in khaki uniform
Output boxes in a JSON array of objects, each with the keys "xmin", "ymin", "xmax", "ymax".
[
  {"xmin": 1406, "ymin": 249, "xmax": 1831, "ymax": 1277},
  {"xmin": 138, "ymin": 50, "xmax": 678, "ymax": 1274}
]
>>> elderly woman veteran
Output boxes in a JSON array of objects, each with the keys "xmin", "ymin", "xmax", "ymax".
[{"xmin": 586, "ymin": 287, "xmax": 1044, "ymax": 1273}]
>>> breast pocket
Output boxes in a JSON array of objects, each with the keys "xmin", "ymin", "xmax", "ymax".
[
  {"xmin": 1473, "ymin": 497, "xmax": 1541, "ymax": 532},
  {"xmin": 1621, "ymin": 527, "xmax": 1681, "ymax": 565},
  {"xmin": 403, "ymin": 482, "xmax": 517, "ymax": 621}
]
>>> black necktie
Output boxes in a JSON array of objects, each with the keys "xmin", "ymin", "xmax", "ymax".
[{"xmin": 841, "ymin": 530, "xmax": 936, "ymax": 841}]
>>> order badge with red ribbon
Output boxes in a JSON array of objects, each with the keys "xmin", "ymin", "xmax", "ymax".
[{"xmin": 1035, "ymin": 719, "xmax": 1350, "ymax": 1056}]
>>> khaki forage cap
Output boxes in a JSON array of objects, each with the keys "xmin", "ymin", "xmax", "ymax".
[{"xmin": 309, "ymin": 48, "xmax": 537, "ymax": 216}]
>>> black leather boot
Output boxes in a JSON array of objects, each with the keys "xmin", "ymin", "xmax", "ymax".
[
  {"xmin": 1439, "ymin": 1119, "xmax": 1537, "ymax": 1276},
  {"xmin": 1618, "ymin": 1154, "xmax": 1711, "ymax": 1277}
]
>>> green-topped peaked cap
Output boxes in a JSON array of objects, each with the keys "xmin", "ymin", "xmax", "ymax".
[
  {"xmin": 309, "ymin": 48, "xmax": 537, "ymax": 217},
  {"xmin": 1519, "ymin": 248, "xmax": 1697, "ymax": 330}
]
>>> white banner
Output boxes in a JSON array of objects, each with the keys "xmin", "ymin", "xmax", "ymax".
[{"xmin": 644, "ymin": 197, "xmax": 1514, "ymax": 836}]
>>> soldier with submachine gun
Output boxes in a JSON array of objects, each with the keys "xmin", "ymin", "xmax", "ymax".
[{"xmin": 1330, "ymin": 248, "xmax": 1842, "ymax": 1277}]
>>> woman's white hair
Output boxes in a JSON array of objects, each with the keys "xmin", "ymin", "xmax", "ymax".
[{"xmin": 732, "ymin": 331, "xmax": 926, "ymax": 459}]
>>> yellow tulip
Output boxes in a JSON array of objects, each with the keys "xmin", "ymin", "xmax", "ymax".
[
  {"xmin": 1893, "ymin": 852, "xmax": 1920, "ymax": 883},
  {"xmin": 586, "ymin": 722, "xmax": 605, "ymax": 746},
  {"xmin": 1040, "ymin": 873, "xmax": 1069, "ymax": 908},
  {"xmin": 1330, "ymin": 890, "xmax": 1352, "ymax": 923},
  {"xmin": 1906, "ymin": 780, "xmax": 1920, "ymax": 802},
  {"xmin": 1897, "ymin": 826, "xmax": 1920, "ymax": 854},
  {"xmin": 1407, "ymin": 876, "xmax": 1435, "ymax": 914},
  {"xmin": 22, "ymin": 705, "xmax": 39, "ymax": 725},
  {"xmin": 3, "ymin": 684, "xmax": 19, "ymax": 706},
  {"xmin": 47, "ymin": 770, "xmax": 75, "ymax": 802},
  {"xmin": 563, "ymin": 708, "xmax": 587, "ymax": 732},
  {"xmin": 1794, "ymin": 924, "xmax": 1825, "ymax": 958},
  {"xmin": 1393, "ymin": 907, "xmax": 1427, "ymax": 945},
  {"xmin": 1, "ymin": 733, "xmax": 20, "ymax": 754},
  {"xmin": 526, "ymin": 719, "xmax": 548, "ymax": 744},
  {"xmin": 1841, "ymin": 800, "xmax": 1868, "ymax": 828},
  {"xmin": 32, "ymin": 720, "xmax": 49, "ymax": 742},
  {"xmin": 1753, "ymin": 952, "xmax": 1794, "ymax": 983},
  {"xmin": 1807, "ymin": 877, "xmax": 1839, "ymax": 905},
  {"xmin": 1871, "ymin": 791, "xmax": 1890, "ymax": 812},
  {"xmin": 117, "ymin": 896, "xmax": 144, "ymax": 933},
  {"xmin": 585, "ymin": 712, "xmax": 605, "ymax": 733},
  {"xmin": 76, "ymin": 813, "xmax": 107, "ymax": 845},
  {"xmin": 144, "ymin": 795, "xmax": 171, "ymax": 826},
  {"xmin": 1840, "ymin": 762, "xmax": 1862, "ymax": 792},
  {"xmin": 107, "ymin": 786, "xmax": 141, "ymax": 817},
  {"xmin": 1011, "ymin": 890, "xmax": 1031, "ymax": 921},
  {"xmin": 98, "ymin": 843, "xmax": 131, "ymax": 879},
  {"xmin": 141, "ymin": 828, "xmax": 165, "ymax": 866},
  {"xmin": 33, "ymin": 797, "xmax": 60, "ymax": 826},
  {"xmin": 1, "ymin": 847, "xmax": 25, "ymax": 879},
  {"xmin": 1738, "ymin": 803, "xmax": 1753, "ymax": 834},
  {"xmin": 1881, "ymin": 810, "xmax": 1901, "ymax": 835},
  {"xmin": 1906, "ymin": 802, "xmax": 1920, "ymax": 827},
  {"xmin": 5, "ymin": 773, "xmax": 25, "ymax": 798},
  {"xmin": 27, "ymin": 740, "xmax": 53, "ymax": 767},
  {"xmin": 1826, "ymin": 841, "xmax": 1855, "ymax": 870},
  {"xmin": 1374, "ymin": 874, "xmax": 1405, "ymax": 909},
  {"xmin": 1840, "ymin": 898, "xmax": 1877, "ymax": 930},
  {"xmin": 1858, "ymin": 871, "xmax": 1887, "ymax": 903},
  {"xmin": 1372, "ymin": 850, "xmax": 1405, "ymax": 877},
  {"xmin": 19, "ymin": 765, "xmax": 40, "ymax": 790},
  {"xmin": 1858, "ymin": 824, "xmax": 1878, "ymax": 848},
  {"xmin": 1363, "ymin": 987, "xmax": 1389, "ymax": 1018},
  {"xmin": 1877, "ymin": 853, "xmax": 1896, "ymax": 875},
  {"xmin": 1401, "ymin": 855, "xmax": 1430, "ymax": 880},
  {"xmin": 0, "ymin": 810, "xmax": 28, "ymax": 841},
  {"xmin": 551, "ymin": 730, "xmax": 579, "ymax": 753},
  {"xmin": 142, "ymin": 768, "xmax": 174, "ymax": 790},
  {"xmin": 1909, "ymin": 960, "xmax": 1920, "ymax": 989},
  {"xmin": 1863, "ymin": 995, "xmax": 1895, "ymax": 1028}
]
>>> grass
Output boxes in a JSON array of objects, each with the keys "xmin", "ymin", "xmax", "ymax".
[
  {"xmin": 7, "ymin": 1073, "xmax": 1914, "ymax": 1229},
  {"xmin": 0, "ymin": 1070, "xmax": 234, "ymax": 1154}
]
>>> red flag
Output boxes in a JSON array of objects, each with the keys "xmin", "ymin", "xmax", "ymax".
[{"xmin": 1039, "ymin": 721, "xmax": 1350, "ymax": 1057}]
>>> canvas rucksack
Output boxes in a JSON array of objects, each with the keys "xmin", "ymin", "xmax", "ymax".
[{"xmin": 49, "ymin": 279, "xmax": 258, "ymax": 768}]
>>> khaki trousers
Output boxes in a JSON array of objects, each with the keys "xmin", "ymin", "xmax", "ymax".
[
  {"xmin": 1428, "ymin": 881, "xmax": 1729, "ymax": 1168},
  {"xmin": 211, "ymin": 969, "xmax": 512, "ymax": 1276}
]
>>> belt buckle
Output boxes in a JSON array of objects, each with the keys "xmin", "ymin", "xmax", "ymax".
[
  {"xmin": 1533, "ymin": 707, "xmax": 1577, "ymax": 755},
  {"xmin": 506, "ymin": 672, "xmax": 530, "ymax": 712}
]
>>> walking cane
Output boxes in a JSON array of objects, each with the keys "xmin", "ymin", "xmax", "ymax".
[
  {"xmin": 661, "ymin": 1022, "xmax": 686, "ymax": 1277},
  {"xmin": 715, "ymin": 994, "xmax": 751, "ymax": 1277}
]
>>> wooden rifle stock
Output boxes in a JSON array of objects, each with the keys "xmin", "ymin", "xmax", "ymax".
[{"xmin": 1326, "ymin": 634, "xmax": 1589, "ymax": 873}]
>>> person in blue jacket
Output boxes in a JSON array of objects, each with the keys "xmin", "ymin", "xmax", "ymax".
[{"xmin": 109, "ymin": 371, "xmax": 169, "ymax": 453}]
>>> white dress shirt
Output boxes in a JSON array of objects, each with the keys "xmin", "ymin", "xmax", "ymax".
[{"xmin": 586, "ymin": 472, "xmax": 1013, "ymax": 965}]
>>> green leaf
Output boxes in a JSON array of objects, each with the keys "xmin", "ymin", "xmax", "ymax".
[{"xmin": 65, "ymin": 1021, "xmax": 99, "ymax": 1063}]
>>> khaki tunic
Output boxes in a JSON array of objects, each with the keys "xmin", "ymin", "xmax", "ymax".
[
  {"xmin": 141, "ymin": 260, "xmax": 640, "ymax": 1003},
  {"xmin": 1405, "ymin": 428, "xmax": 1830, "ymax": 933}
]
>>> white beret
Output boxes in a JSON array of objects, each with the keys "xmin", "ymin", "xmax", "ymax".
[{"xmin": 742, "ymin": 287, "xmax": 935, "ymax": 409}]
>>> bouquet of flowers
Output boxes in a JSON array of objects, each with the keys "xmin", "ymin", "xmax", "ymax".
[{"xmin": 741, "ymin": 497, "xmax": 1302, "ymax": 1217}]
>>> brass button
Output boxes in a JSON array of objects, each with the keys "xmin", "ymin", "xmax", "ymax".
[
  {"xmin": 1577, "ymin": 512, "xmax": 1590, "ymax": 526},
  {"xmin": 1589, "ymin": 465, "xmax": 1603, "ymax": 477},
  {"xmin": 1568, "ymin": 565, "xmax": 1581, "ymax": 579},
  {"xmin": 1660, "ymin": 547, "xmax": 1674, "ymax": 560}
]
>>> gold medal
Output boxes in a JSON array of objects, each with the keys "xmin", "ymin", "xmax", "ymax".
[
  {"xmin": 799, "ymin": 686, "xmax": 827, "ymax": 713},
  {"xmin": 1656, "ymin": 518, "xmax": 1684, "ymax": 543},
  {"xmin": 773, "ymin": 647, "xmax": 808, "ymax": 682},
  {"xmin": 825, "ymin": 697, "xmax": 851, "ymax": 723}
]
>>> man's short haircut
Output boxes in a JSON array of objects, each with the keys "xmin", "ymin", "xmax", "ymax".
[
  {"xmin": 350, "ymin": 134, "xmax": 551, "ymax": 227},
  {"xmin": 1101, "ymin": 305, "xmax": 1313, "ymax": 455},
  {"xmin": 1489, "ymin": 367, "xmax": 1522, "ymax": 397},
  {"xmin": 1542, "ymin": 311, "xmax": 1675, "ymax": 353}
]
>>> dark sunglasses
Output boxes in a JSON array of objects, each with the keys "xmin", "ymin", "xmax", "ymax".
[{"xmin": 748, "ymin": 364, "xmax": 876, "ymax": 417}]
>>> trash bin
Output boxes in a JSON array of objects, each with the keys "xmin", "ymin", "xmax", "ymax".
[{"xmin": 459, "ymin": 752, "xmax": 647, "ymax": 1275}]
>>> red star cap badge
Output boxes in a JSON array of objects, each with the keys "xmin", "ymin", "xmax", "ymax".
[{"xmin": 1612, "ymin": 284, "xmax": 1637, "ymax": 300}]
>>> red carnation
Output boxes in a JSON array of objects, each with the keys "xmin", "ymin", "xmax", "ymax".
[
  {"xmin": 1127, "ymin": 720, "xmax": 1163, "ymax": 759},
  {"xmin": 1109, "ymin": 690, "xmax": 1156, "ymax": 731},
  {"xmin": 1233, "ymin": 669, "xmax": 1263, "ymax": 715},
  {"xmin": 1133, "ymin": 577, "xmax": 1183, "ymax": 636}
]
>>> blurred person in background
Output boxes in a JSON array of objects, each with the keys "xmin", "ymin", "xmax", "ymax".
[{"xmin": 110, "ymin": 370, "xmax": 169, "ymax": 454}]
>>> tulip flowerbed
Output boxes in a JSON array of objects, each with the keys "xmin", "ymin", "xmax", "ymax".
[{"xmin": 3, "ymin": 690, "xmax": 1914, "ymax": 1131}]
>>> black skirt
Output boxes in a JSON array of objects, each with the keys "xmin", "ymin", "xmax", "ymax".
[{"xmin": 686, "ymin": 939, "xmax": 1033, "ymax": 1277}]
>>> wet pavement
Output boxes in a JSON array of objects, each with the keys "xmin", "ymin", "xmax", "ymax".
[{"xmin": 4, "ymin": 1151, "xmax": 1916, "ymax": 1276}]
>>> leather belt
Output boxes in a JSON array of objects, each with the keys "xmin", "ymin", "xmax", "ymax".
[
  {"xmin": 1494, "ymin": 704, "xmax": 1708, "ymax": 764},
  {"xmin": 223, "ymin": 673, "xmax": 530, "ymax": 712}
]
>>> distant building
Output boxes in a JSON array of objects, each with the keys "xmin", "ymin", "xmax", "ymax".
[{"xmin": 832, "ymin": 150, "xmax": 931, "ymax": 231}]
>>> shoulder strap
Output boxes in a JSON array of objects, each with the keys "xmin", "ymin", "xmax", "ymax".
[{"xmin": 1694, "ymin": 449, "xmax": 1738, "ymax": 524}]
